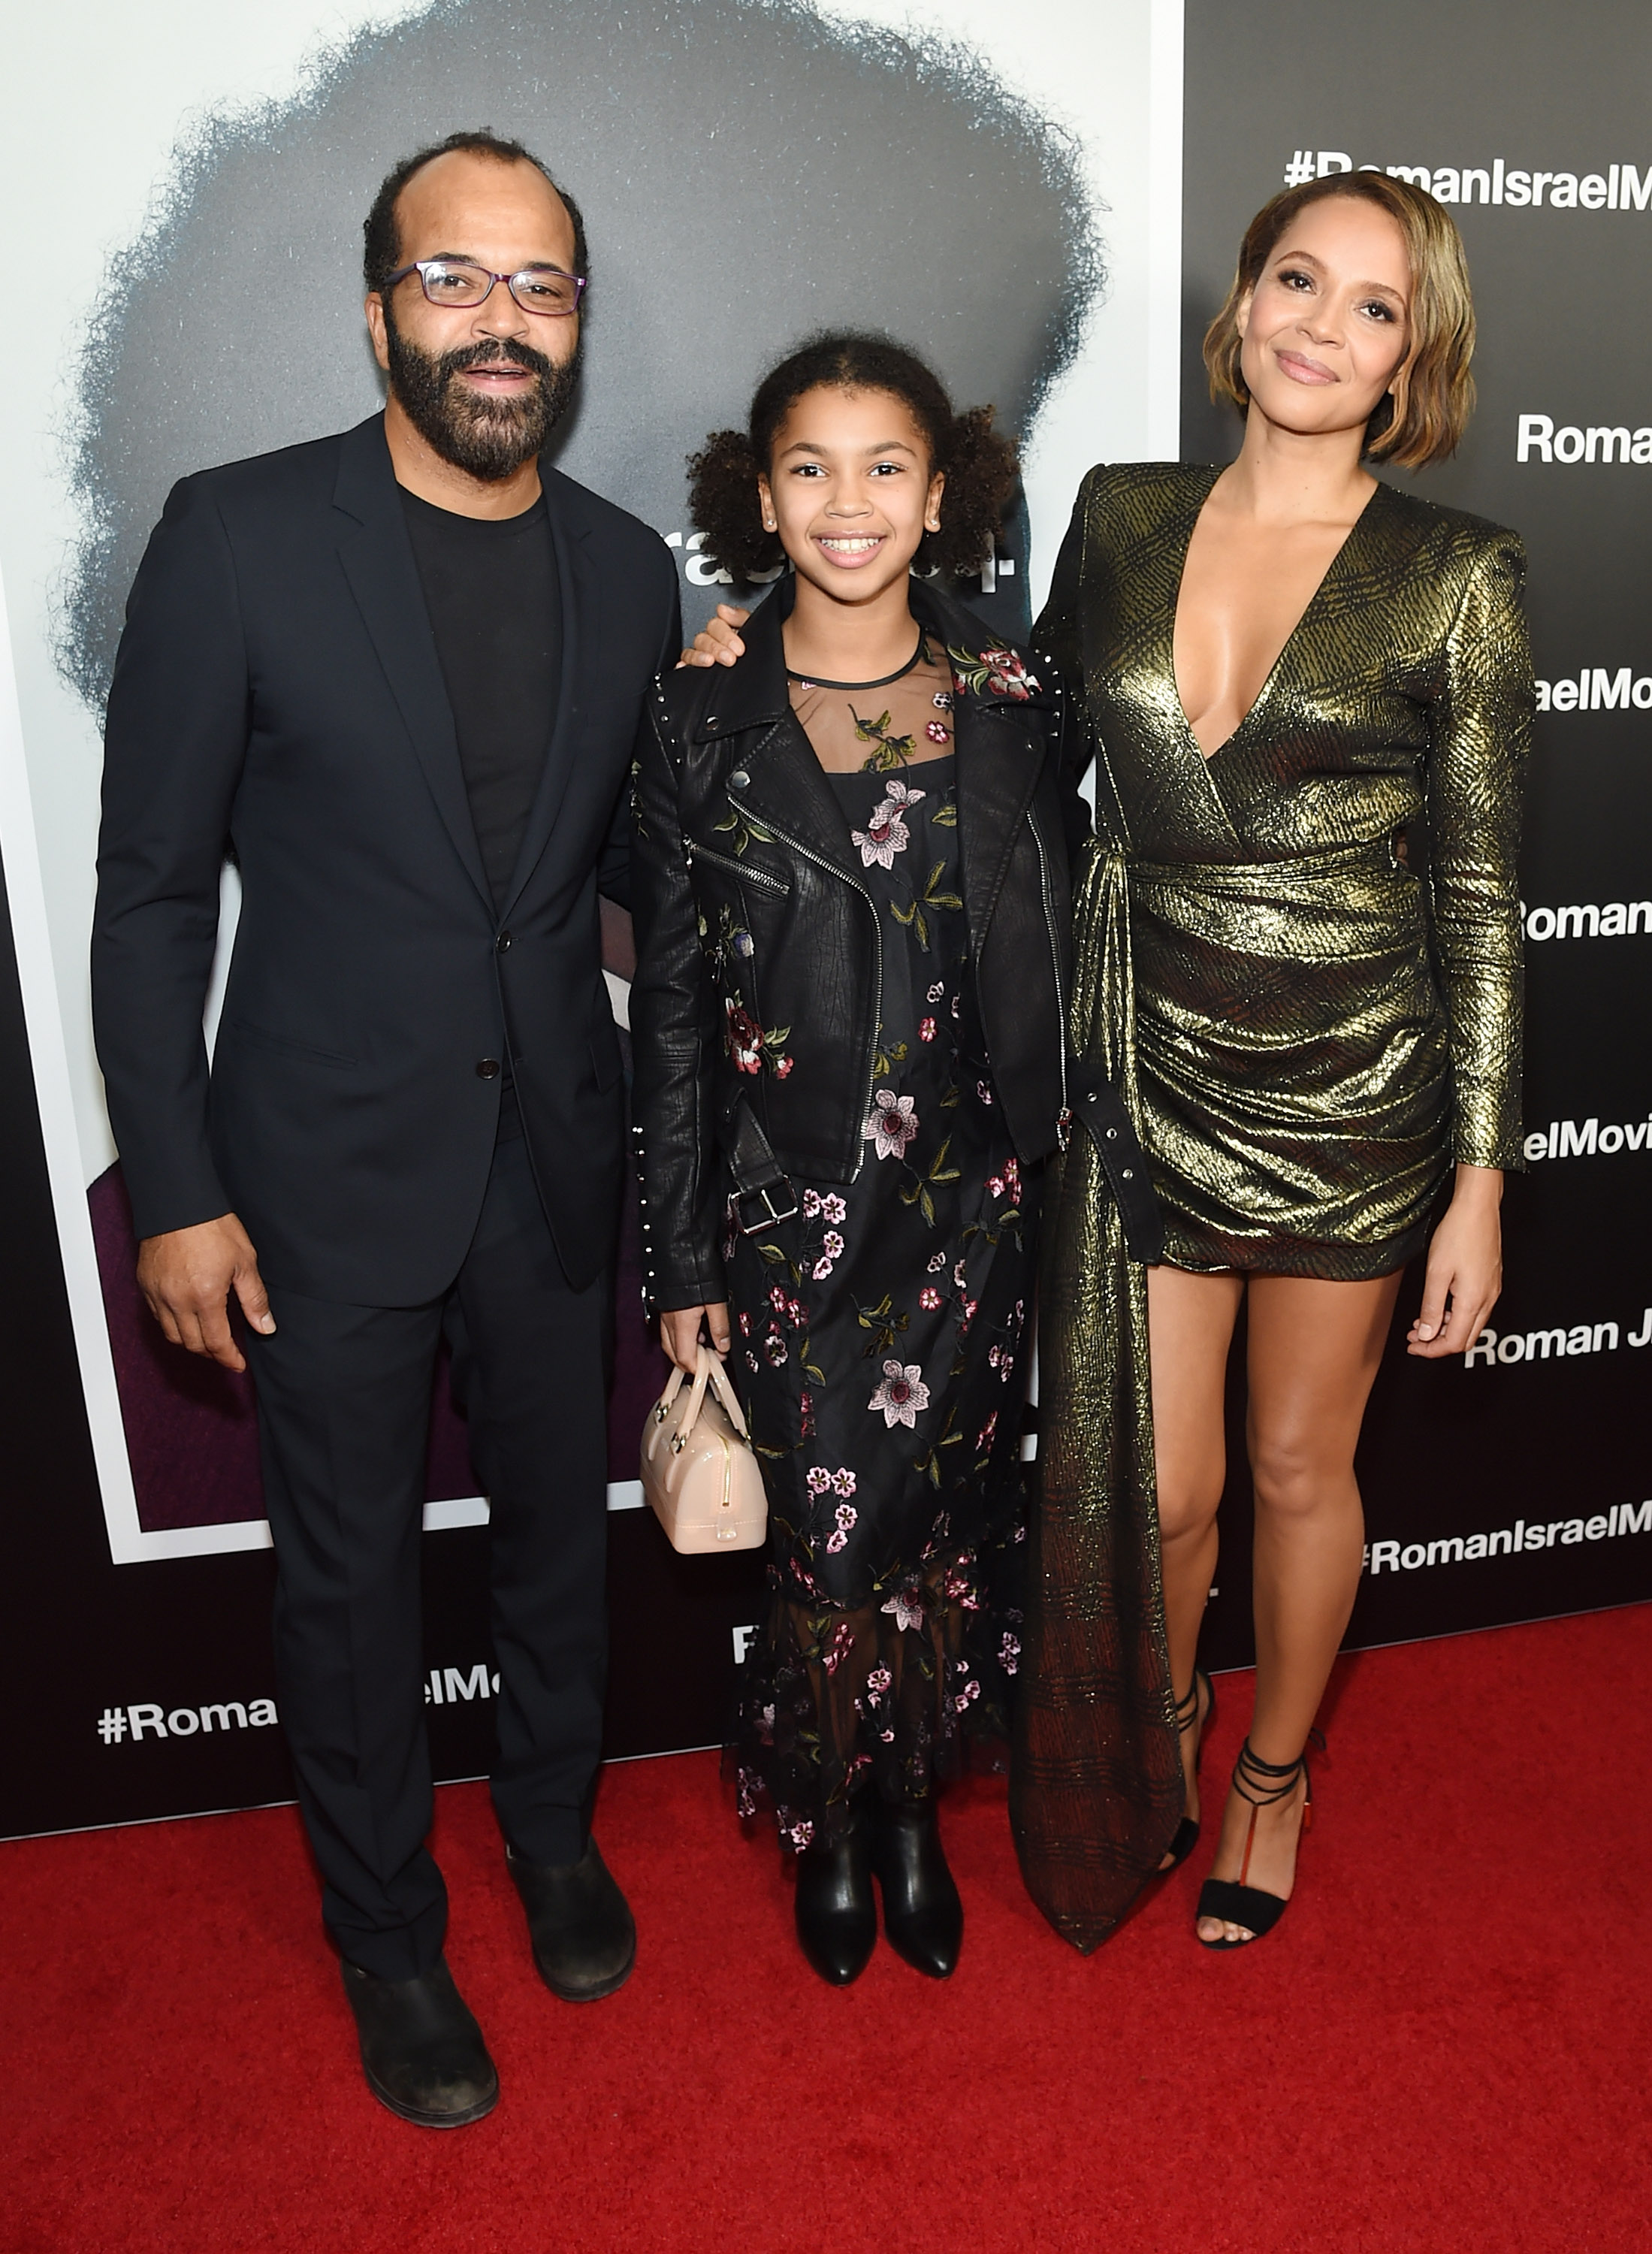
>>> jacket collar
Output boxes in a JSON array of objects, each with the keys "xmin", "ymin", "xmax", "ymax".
[
  {"xmin": 693, "ymin": 570, "xmax": 1051, "ymax": 941},
  {"xmin": 687, "ymin": 570, "xmax": 1050, "ymax": 743}
]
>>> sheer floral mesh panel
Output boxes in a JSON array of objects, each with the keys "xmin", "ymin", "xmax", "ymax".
[
  {"xmin": 787, "ymin": 635, "xmax": 955, "ymax": 772},
  {"xmin": 732, "ymin": 1531, "xmax": 1025, "ymax": 1850}
]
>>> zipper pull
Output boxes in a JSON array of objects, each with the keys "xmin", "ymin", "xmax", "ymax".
[{"xmin": 1057, "ymin": 1105, "xmax": 1074, "ymax": 1153}]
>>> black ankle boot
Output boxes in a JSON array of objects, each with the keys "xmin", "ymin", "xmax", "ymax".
[
  {"xmin": 340, "ymin": 1957, "xmax": 499, "ymax": 2128},
  {"xmin": 871, "ymin": 1800, "xmax": 962, "ymax": 1978},
  {"xmin": 794, "ymin": 1809, "xmax": 876, "ymax": 1986}
]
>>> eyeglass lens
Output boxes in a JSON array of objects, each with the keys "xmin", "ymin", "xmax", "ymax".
[{"xmin": 419, "ymin": 261, "xmax": 581, "ymax": 315}]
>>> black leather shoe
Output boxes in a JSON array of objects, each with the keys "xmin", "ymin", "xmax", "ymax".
[
  {"xmin": 340, "ymin": 1957, "xmax": 499, "ymax": 2128},
  {"xmin": 871, "ymin": 1800, "xmax": 963, "ymax": 1978},
  {"xmin": 506, "ymin": 1837, "xmax": 636, "ymax": 2002},
  {"xmin": 794, "ymin": 1812, "xmax": 877, "ymax": 1987}
]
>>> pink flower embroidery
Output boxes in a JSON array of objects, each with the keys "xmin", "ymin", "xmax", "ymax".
[
  {"xmin": 823, "ymin": 1619, "xmax": 856, "ymax": 1675},
  {"xmin": 774, "ymin": 1055, "xmax": 794, "ymax": 1077},
  {"xmin": 868, "ymin": 1359, "xmax": 930, "ymax": 1428},
  {"xmin": 865, "ymin": 1087, "xmax": 918, "ymax": 1159},
  {"xmin": 881, "ymin": 1585, "xmax": 926, "ymax": 1632},
  {"xmin": 830, "ymin": 1469, "xmax": 856, "ymax": 1497},
  {"xmin": 926, "ymin": 721, "xmax": 950, "ymax": 744},
  {"xmin": 802, "ymin": 1189, "xmax": 823, "ymax": 1217},
  {"xmin": 823, "ymin": 1231, "xmax": 844, "ymax": 1258},
  {"xmin": 826, "ymin": 1529, "xmax": 848, "ymax": 1553},
  {"xmin": 725, "ymin": 999, "xmax": 763, "ymax": 1073},
  {"xmin": 781, "ymin": 1814, "xmax": 815, "ymax": 1851},
  {"xmin": 953, "ymin": 1677, "xmax": 982, "ymax": 1712},
  {"xmin": 926, "ymin": 982, "xmax": 945, "ymax": 1003},
  {"xmin": 812, "ymin": 1257, "xmax": 834, "ymax": 1280},
  {"xmin": 928, "ymin": 1250, "xmax": 948, "ymax": 1274},
  {"xmin": 834, "ymin": 1503, "xmax": 857, "ymax": 1533},
  {"xmin": 919, "ymin": 1017, "xmax": 936, "ymax": 1042},
  {"xmin": 920, "ymin": 1286, "xmax": 943, "ymax": 1311},
  {"xmin": 822, "ymin": 1194, "xmax": 847, "ymax": 1225},
  {"xmin": 852, "ymin": 802, "xmax": 911, "ymax": 869},
  {"xmin": 999, "ymin": 1633, "xmax": 1021, "ymax": 1675},
  {"xmin": 865, "ymin": 1666, "xmax": 892, "ymax": 1699},
  {"xmin": 806, "ymin": 1467, "xmax": 832, "ymax": 1496}
]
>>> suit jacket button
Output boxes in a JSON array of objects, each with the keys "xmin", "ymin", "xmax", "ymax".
[
  {"xmin": 497, "ymin": 931, "xmax": 512, "ymax": 952},
  {"xmin": 476, "ymin": 1058, "xmax": 501, "ymax": 1079}
]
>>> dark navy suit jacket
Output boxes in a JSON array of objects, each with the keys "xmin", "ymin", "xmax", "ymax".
[{"xmin": 93, "ymin": 412, "xmax": 681, "ymax": 1302}]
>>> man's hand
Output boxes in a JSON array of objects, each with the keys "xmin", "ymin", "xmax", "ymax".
[
  {"xmin": 676, "ymin": 605, "xmax": 750, "ymax": 668},
  {"xmin": 660, "ymin": 1303, "xmax": 732, "ymax": 1373},
  {"xmin": 136, "ymin": 1214, "xmax": 276, "ymax": 1373}
]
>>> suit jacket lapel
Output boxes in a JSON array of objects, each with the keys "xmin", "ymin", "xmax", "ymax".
[
  {"xmin": 332, "ymin": 418, "xmax": 492, "ymax": 911},
  {"xmin": 498, "ymin": 473, "xmax": 591, "ymax": 920}
]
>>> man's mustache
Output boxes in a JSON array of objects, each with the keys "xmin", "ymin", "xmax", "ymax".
[{"xmin": 441, "ymin": 340, "xmax": 555, "ymax": 387}]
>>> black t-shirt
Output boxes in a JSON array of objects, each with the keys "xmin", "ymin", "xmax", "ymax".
[
  {"xmin": 402, "ymin": 486, "xmax": 560, "ymax": 1142},
  {"xmin": 400, "ymin": 487, "xmax": 561, "ymax": 914}
]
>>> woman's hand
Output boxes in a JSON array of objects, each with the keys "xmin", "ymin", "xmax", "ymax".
[
  {"xmin": 660, "ymin": 1303, "xmax": 732, "ymax": 1372},
  {"xmin": 1407, "ymin": 1166, "xmax": 1503, "ymax": 1357},
  {"xmin": 676, "ymin": 605, "xmax": 750, "ymax": 668}
]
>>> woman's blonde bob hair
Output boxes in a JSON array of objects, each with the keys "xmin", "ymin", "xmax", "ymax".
[{"xmin": 1203, "ymin": 173, "xmax": 1476, "ymax": 470}]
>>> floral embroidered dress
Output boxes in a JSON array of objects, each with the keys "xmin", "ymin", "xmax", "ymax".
[{"xmin": 729, "ymin": 636, "xmax": 1038, "ymax": 1848}]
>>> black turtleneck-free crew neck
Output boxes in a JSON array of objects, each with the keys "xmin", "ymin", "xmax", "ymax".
[{"xmin": 401, "ymin": 487, "xmax": 561, "ymax": 1143}]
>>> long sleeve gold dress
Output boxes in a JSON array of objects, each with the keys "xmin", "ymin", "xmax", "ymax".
[{"xmin": 1011, "ymin": 462, "xmax": 1533, "ymax": 1949}]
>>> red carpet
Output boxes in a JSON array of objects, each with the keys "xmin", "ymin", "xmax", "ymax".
[{"xmin": 6, "ymin": 1606, "xmax": 1650, "ymax": 2253}]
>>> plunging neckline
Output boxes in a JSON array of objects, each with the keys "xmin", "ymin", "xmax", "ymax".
[{"xmin": 1169, "ymin": 472, "xmax": 1385, "ymax": 763}]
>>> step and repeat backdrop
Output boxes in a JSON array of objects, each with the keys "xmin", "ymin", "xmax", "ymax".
[
  {"xmin": 1179, "ymin": 0, "xmax": 1652, "ymax": 1671},
  {"xmin": 0, "ymin": 0, "xmax": 1644, "ymax": 1837}
]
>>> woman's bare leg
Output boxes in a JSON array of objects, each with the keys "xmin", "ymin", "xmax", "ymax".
[
  {"xmin": 1148, "ymin": 1264, "xmax": 1244, "ymax": 1861},
  {"xmin": 1196, "ymin": 1270, "xmax": 1401, "ymax": 1941}
]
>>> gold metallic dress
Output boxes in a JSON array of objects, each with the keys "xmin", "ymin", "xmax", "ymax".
[{"xmin": 1011, "ymin": 463, "xmax": 1532, "ymax": 1947}]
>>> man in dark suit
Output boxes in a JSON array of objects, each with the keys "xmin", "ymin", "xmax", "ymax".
[{"xmin": 92, "ymin": 131, "xmax": 681, "ymax": 2127}]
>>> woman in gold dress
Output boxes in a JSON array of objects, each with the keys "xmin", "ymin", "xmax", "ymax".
[{"xmin": 1013, "ymin": 172, "xmax": 1532, "ymax": 1950}]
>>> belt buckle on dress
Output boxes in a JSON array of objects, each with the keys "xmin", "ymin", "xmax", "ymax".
[{"xmin": 735, "ymin": 1181, "xmax": 799, "ymax": 1235}]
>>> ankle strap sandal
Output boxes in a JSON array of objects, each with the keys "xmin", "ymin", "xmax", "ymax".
[{"xmin": 1195, "ymin": 1733, "xmax": 1316, "ymax": 1948}]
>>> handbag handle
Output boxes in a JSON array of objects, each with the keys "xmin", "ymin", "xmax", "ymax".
[{"xmin": 655, "ymin": 1343, "xmax": 750, "ymax": 1452}]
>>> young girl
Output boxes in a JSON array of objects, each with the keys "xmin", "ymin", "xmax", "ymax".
[{"xmin": 630, "ymin": 334, "xmax": 1086, "ymax": 1984}]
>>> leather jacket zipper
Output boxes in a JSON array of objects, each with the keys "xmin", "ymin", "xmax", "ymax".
[
  {"xmin": 687, "ymin": 841, "xmax": 790, "ymax": 893},
  {"xmin": 743, "ymin": 808, "xmax": 883, "ymax": 1180}
]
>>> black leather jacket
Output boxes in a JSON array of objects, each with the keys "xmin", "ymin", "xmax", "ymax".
[{"xmin": 629, "ymin": 576, "xmax": 1090, "ymax": 1314}]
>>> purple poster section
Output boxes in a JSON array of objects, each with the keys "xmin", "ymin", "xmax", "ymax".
[{"xmin": 89, "ymin": 1143, "xmax": 672, "ymax": 1534}]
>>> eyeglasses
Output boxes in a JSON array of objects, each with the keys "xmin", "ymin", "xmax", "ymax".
[{"xmin": 385, "ymin": 258, "xmax": 587, "ymax": 316}]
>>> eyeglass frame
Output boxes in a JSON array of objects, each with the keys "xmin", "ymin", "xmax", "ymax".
[{"xmin": 383, "ymin": 258, "xmax": 588, "ymax": 316}]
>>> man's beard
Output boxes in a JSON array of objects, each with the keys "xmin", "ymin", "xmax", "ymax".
[{"xmin": 384, "ymin": 313, "xmax": 579, "ymax": 481}]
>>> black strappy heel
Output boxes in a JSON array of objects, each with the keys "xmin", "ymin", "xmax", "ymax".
[
  {"xmin": 1196, "ymin": 1735, "xmax": 1315, "ymax": 1947},
  {"xmin": 1160, "ymin": 1668, "xmax": 1216, "ymax": 1872}
]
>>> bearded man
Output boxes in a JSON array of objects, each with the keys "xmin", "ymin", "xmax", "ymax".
[{"xmin": 92, "ymin": 133, "xmax": 680, "ymax": 2126}]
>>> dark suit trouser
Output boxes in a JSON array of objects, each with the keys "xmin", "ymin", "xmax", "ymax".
[{"xmin": 246, "ymin": 1130, "xmax": 611, "ymax": 1981}]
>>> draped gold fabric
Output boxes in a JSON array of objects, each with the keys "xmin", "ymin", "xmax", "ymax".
[{"xmin": 1011, "ymin": 463, "xmax": 1532, "ymax": 1947}]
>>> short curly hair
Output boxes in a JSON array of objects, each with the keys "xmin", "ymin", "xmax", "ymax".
[
  {"xmin": 1204, "ymin": 173, "xmax": 1475, "ymax": 470},
  {"xmin": 688, "ymin": 333, "xmax": 1017, "ymax": 585}
]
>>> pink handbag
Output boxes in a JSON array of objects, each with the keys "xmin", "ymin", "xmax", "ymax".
[{"xmin": 640, "ymin": 1345, "xmax": 768, "ymax": 1553}]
